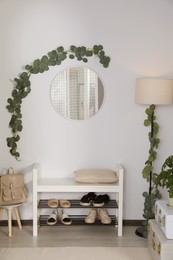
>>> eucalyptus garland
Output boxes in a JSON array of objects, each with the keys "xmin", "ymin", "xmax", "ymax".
[
  {"xmin": 140, "ymin": 105, "xmax": 161, "ymax": 237},
  {"xmin": 6, "ymin": 45, "xmax": 111, "ymax": 160},
  {"xmin": 142, "ymin": 105, "xmax": 160, "ymax": 181}
]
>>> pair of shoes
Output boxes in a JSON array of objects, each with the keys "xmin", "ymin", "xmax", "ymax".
[
  {"xmin": 80, "ymin": 193, "xmax": 110, "ymax": 207},
  {"xmin": 47, "ymin": 209, "xmax": 72, "ymax": 225},
  {"xmin": 85, "ymin": 208, "xmax": 111, "ymax": 224},
  {"xmin": 48, "ymin": 199, "xmax": 71, "ymax": 208},
  {"xmin": 80, "ymin": 192, "xmax": 96, "ymax": 206}
]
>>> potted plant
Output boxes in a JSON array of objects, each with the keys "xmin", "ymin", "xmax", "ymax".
[{"xmin": 155, "ymin": 155, "xmax": 173, "ymax": 207}]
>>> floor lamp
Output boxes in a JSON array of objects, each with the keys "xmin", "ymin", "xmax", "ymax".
[{"xmin": 135, "ymin": 78, "xmax": 173, "ymax": 238}]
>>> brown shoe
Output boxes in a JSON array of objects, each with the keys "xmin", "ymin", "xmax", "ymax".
[
  {"xmin": 97, "ymin": 208, "xmax": 111, "ymax": 224},
  {"xmin": 85, "ymin": 209, "xmax": 97, "ymax": 224}
]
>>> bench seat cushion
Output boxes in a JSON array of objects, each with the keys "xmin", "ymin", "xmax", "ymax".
[{"xmin": 74, "ymin": 169, "xmax": 118, "ymax": 184}]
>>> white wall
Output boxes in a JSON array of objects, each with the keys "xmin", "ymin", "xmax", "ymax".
[{"xmin": 1, "ymin": 0, "xmax": 173, "ymax": 220}]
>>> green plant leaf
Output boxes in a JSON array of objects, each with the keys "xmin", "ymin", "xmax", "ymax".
[
  {"xmin": 25, "ymin": 64, "xmax": 31, "ymax": 70},
  {"xmin": 93, "ymin": 45, "xmax": 99, "ymax": 54},
  {"xmin": 144, "ymin": 119, "xmax": 150, "ymax": 126},
  {"xmin": 86, "ymin": 50, "xmax": 93, "ymax": 56},
  {"xmin": 142, "ymin": 192, "xmax": 148, "ymax": 197},
  {"xmin": 69, "ymin": 54, "xmax": 75, "ymax": 59},
  {"xmin": 98, "ymin": 45, "xmax": 103, "ymax": 50},
  {"xmin": 82, "ymin": 58, "xmax": 88, "ymax": 63},
  {"xmin": 70, "ymin": 45, "xmax": 77, "ymax": 52},
  {"xmin": 57, "ymin": 46, "xmax": 64, "ymax": 52}
]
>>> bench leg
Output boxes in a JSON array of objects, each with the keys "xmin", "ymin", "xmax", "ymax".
[{"xmin": 14, "ymin": 207, "xmax": 22, "ymax": 230}]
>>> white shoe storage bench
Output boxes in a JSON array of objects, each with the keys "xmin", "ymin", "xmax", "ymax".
[{"xmin": 32, "ymin": 163, "xmax": 124, "ymax": 237}]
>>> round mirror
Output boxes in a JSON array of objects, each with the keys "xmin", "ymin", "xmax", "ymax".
[{"xmin": 50, "ymin": 67, "xmax": 104, "ymax": 120}]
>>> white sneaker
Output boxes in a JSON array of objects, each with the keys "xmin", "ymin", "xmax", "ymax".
[
  {"xmin": 97, "ymin": 208, "xmax": 111, "ymax": 224},
  {"xmin": 85, "ymin": 208, "xmax": 97, "ymax": 224}
]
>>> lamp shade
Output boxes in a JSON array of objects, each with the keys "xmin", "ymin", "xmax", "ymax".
[{"xmin": 135, "ymin": 78, "xmax": 173, "ymax": 105}]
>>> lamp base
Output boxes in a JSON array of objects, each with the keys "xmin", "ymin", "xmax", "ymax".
[{"xmin": 135, "ymin": 226, "xmax": 147, "ymax": 238}]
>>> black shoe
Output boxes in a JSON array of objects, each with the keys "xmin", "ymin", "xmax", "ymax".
[
  {"xmin": 93, "ymin": 194, "xmax": 110, "ymax": 207},
  {"xmin": 93, "ymin": 195, "xmax": 104, "ymax": 207},
  {"xmin": 80, "ymin": 192, "xmax": 96, "ymax": 206},
  {"xmin": 102, "ymin": 194, "xmax": 110, "ymax": 204},
  {"xmin": 87, "ymin": 192, "xmax": 96, "ymax": 201}
]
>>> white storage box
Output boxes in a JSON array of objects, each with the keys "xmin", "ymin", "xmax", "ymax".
[
  {"xmin": 148, "ymin": 220, "xmax": 173, "ymax": 260},
  {"xmin": 155, "ymin": 200, "xmax": 173, "ymax": 239}
]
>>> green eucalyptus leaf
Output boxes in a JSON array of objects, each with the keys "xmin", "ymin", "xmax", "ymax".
[
  {"xmin": 144, "ymin": 119, "xmax": 150, "ymax": 126},
  {"xmin": 77, "ymin": 56, "xmax": 82, "ymax": 61},
  {"xmin": 33, "ymin": 59, "xmax": 40, "ymax": 68},
  {"xmin": 20, "ymin": 72, "xmax": 29, "ymax": 79},
  {"xmin": 49, "ymin": 58, "xmax": 56, "ymax": 66},
  {"xmin": 11, "ymin": 142, "xmax": 17, "ymax": 148},
  {"xmin": 103, "ymin": 63, "xmax": 109, "ymax": 68},
  {"xmin": 51, "ymin": 50, "xmax": 57, "ymax": 57},
  {"xmin": 81, "ymin": 46, "xmax": 86, "ymax": 52},
  {"xmin": 82, "ymin": 58, "xmax": 88, "ymax": 63},
  {"xmin": 32, "ymin": 67, "xmax": 39, "ymax": 74},
  {"xmin": 15, "ymin": 152, "xmax": 20, "ymax": 159},
  {"xmin": 150, "ymin": 104, "xmax": 155, "ymax": 110},
  {"xmin": 25, "ymin": 64, "xmax": 31, "ymax": 70},
  {"xmin": 76, "ymin": 47, "xmax": 81, "ymax": 52},
  {"xmin": 74, "ymin": 50, "xmax": 81, "ymax": 58},
  {"xmin": 15, "ymin": 135, "xmax": 20, "ymax": 141},
  {"xmin": 99, "ymin": 51, "xmax": 105, "ymax": 58},
  {"xmin": 98, "ymin": 45, "xmax": 103, "ymax": 50},
  {"xmin": 17, "ymin": 124, "xmax": 23, "ymax": 131},
  {"xmin": 142, "ymin": 192, "xmax": 148, "ymax": 197},
  {"xmin": 93, "ymin": 45, "xmax": 99, "ymax": 54},
  {"xmin": 144, "ymin": 202, "xmax": 150, "ymax": 210},
  {"xmin": 7, "ymin": 98, "xmax": 13, "ymax": 104},
  {"xmin": 57, "ymin": 46, "xmax": 64, "ymax": 52},
  {"xmin": 145, "ymin": 108, "xmax": 151, "ymax": 115},
  {"xmin": 48, "ymin": 51, "xmax": 54, "ymax": 58},
  {"xmin": 86, "ymin": 50, "xmax": 93, "ymax": 57},
  {"xmin": 6, "ymin": 105, "xmax": 14, "ymax": 113},
  {"xmin": 142, "ymin": 165, "xmax": 153, "ymax": 174},
  {"xmin": 59, "ymin": 53, "xmax": 67, "ymax": 61},
  {"xmin": 41, "ymin": 55, "xmax": 49, "ymax": 63},
  {"xmin": 69, "ymin": 54, "xmax": 75, "ymax": 59},
  {"xmin": 56, "ymin": 60, "xmax": 61, "ymax": 65},
  {"xmin": 70, "ymin": 45, "xmax": 77, "ymax": 52},
  {"xmin": 12, "ymin": 90, "xmax": 18, "ymax": 98}
]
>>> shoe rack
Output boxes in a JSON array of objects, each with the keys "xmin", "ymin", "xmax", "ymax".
[
  {"xmin": 38, "ymin": 199, "xmax": 118, "ymax": 226},
  {"xmin": 32, "ymin": 163, "xmax": 124, "ymax": 237}
]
